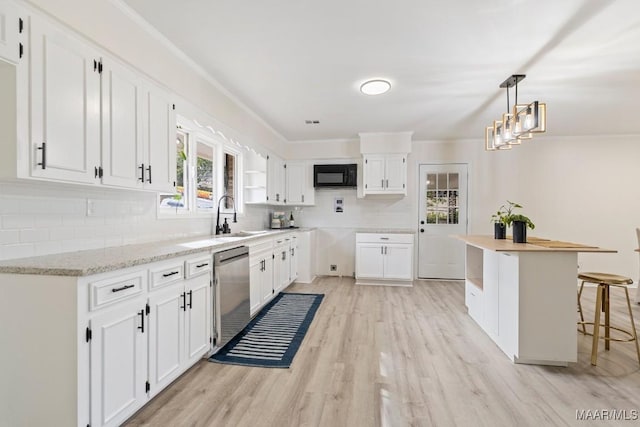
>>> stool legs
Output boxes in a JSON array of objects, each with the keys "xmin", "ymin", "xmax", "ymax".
[
  {"xmin": 604, "ymin": 284, "xmax": 610, "ymax": 351},
  {"xmin": 591, "ymin": 284, "xmax": 604, "ymax": 365},
  {"xmin": 623, "ymin": 287, "xmax": 640, "ymax": 366},
  {"xmin": 578, "ymin": 281, "xmax": 587, "ymax": 334}
]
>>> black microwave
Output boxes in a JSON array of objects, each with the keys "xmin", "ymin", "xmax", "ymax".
[{"xmin": 313, "ymin": 164, "xmax": 357, "ymax": 187}]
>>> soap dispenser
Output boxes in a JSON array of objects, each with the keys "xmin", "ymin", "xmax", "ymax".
[{"xmin": 222, "ymin": 218, "xmax": 230, "ymax": 234}]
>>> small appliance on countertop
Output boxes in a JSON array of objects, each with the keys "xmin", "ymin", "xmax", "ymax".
[{"xmin": 270, "ymin": 211, "xmax": 300, "ymax": 229}]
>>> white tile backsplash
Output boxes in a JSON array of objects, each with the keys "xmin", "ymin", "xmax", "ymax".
[{"xmin": 0, "ymin": 182, "xmax": 270, "ymax": 261}]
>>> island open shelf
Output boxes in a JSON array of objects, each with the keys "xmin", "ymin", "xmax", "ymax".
[{"xmin": 455, "ymin": 235, "xmax": 615, "ymax": 366}]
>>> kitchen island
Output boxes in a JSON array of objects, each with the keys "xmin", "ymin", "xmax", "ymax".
[{"xmin": 454, "ymin": 235, "xmax": 615, "ymax": 366}]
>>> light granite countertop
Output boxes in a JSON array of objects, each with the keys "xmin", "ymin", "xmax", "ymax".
[{"xmin": 0, "ymin": 228, "xmax": 310, "ymax": 277}]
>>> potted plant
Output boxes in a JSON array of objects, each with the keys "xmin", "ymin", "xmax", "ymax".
[
  {"xmin": 490, "ymin": 200, "xmax": 521, "ymax": 240},
  {"xmin": 503, "ymin": 211, "xmax": 535, "ymax": 244}
]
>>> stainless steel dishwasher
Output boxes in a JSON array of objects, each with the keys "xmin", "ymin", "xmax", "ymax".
[{"xmin": 213, "ymin": 246, "xmax": 250, "ymax": 350}]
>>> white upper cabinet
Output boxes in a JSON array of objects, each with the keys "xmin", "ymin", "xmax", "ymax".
[
  {"xmin": 101, "ymin": 57, "xmax": 144, "ymax": 188},
  {"xmin": 142, "ymin": 83, "xmax": 176, "ymax": 193},
  {"xmin": 285, "ymin": 161, "xmax": 314, "ymax": 205},
  {"xmin": 0, "ymin": 0, "xmax": 19, "ymax": 64},
  {"xmin": 362, "ymin": 154, "xmax": 407, "ymax": 195},
  {"xmin": 29, "ymin": 13, "xmax": 101, "ymax": 184},
  {"xmin": 267, "ymin": 153, "xmax": 285, "ymax": 204}
]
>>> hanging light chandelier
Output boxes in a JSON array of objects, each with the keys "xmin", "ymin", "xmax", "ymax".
[{"xmin": 485, "ymin": 74, "xmax": 546, "ymax": 151}]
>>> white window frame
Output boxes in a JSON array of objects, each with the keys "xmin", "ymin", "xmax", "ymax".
[{"xmin": 158, "ymin": 116, "xmax": 244, "ymax": 218}]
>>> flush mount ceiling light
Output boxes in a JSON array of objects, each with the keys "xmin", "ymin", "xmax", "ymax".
[
  {"xmin": 360, "ymin": 79, "xmax": 391, "ymax": 96},
  {"xmin": 485, "ymin": 74, "xmax": 546, "ymax": 151}
]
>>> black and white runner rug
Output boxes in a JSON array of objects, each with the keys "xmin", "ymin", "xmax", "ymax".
[{"xmin": 209, "ymin": 292, "xmax": 324, "ymax": 368}]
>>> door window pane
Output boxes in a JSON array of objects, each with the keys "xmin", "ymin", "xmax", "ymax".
[{"xmin": 425, "ymin": 172, "xmax": 459, "ymax": 225}]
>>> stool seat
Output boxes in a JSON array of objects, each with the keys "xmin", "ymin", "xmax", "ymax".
[
  {"xmin": 577, "ymin": 272, "xmax": 640, "ymax": 366},
  {"xmin": 578, "ymin": 272, "xmax": 633, "ymax": 285}
]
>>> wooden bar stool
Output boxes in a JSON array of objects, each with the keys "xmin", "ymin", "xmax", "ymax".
[{"xmin": 577, "ymin": 272, "xmax": 640, "ymax": 366}]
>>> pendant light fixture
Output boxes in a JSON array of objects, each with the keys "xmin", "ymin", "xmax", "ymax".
[{"xmin": 485, "ymin": 74, "xmax": 546, "ymax": 151}]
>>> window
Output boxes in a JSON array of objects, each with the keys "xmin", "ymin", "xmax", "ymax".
[
  {"xmin": 196, "ymin": 140, "xmax": 215, "ymax": 212},
  {"xmin": 159, "ymin": 118, "xmax": 243, "ymax": 217},
  {"xmin": 425, "ymin": 172, "xmax": 459, "ymax": 224},
  {"xmin": 159, "ymin": 131, "xmax": 188, "ymax": 213},
  {"xmin": 223, "ymin": 152, "xmax": 236, "ymax": 210}
]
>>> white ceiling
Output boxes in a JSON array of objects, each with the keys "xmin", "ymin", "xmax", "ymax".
[{"xmin": 122, "ymin": 0, "xmax": 640, "ymax": 142}]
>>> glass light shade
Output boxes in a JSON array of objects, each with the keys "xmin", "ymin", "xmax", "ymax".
[
  {"xmin": 360, "ymin": 79, "xmax": 391, "ymax": 95},
  {"xmin": 513, "ymin": 101, "xmax": 546, "ymax": 134},
  {"xmin": 492, "ymin": 120, "xmax": 511, "ymax": 150},
  {"xmin": 501, "ymin": 113, "xmax": 520, "ymax": 145}
]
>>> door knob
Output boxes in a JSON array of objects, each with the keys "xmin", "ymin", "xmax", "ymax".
[{"xmin": 420, "ymin": 228, "xmax": 425, "ymax": 233}]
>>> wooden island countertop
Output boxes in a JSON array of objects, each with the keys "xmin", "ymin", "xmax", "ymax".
[{"xmin": 453, "ymin": 235, "xmax": 616, "ymax": 253}]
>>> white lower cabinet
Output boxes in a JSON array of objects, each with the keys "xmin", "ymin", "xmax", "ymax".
[
  {"xmin": 273, "ymin": 237, "xmax": 291, "ymax": 294},
  {"xmin": 294, "ymin": 230, "xmax": 316, "ymax": 284},
  {"xmin": 148, "ymin": 258, "xmax": 211, "ymax": 397},
  {"xmin": 90, "ymin": 297, "xmax": 148, "ymax": 427},
  {"xmin": 248, "ymin": 238, "xmax": 274, "ymax": 315},
  {"xmin": 288, "ymin": 235, "xmax": 298, "ymax": 284},
  {"xmin": 355, "ymin": 233, "xmax": 414, "ymax": 281}
]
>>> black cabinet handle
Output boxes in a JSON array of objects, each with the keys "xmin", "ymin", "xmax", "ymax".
[
  {"xmin": 137, "ymin": 309, "xmax": 145, "ymax": 333},
  {"xmin": 196, "ymin": 263, "xmax": 209, "ymax": 268},
  {"xmin": 37, "ymin": 142, "xmax": 46, "ymax": 169},
  {"xmin": 111, "ymin": 284, "xmax": 134, "ymax": 293},
  {"xmin": 94, "ymin": 166, "xmax": 98, "ymax": 178},
  {"xmin": 162, "ymin": 271, "xmax": 179, "ymax": 278},
  {"xmin": 138, "ymin": 163, "xmax": 145, "ymax": 182},
  {"xmin": 19, "ymin": 42, "xmax": 23, "ymax": 59},
  {"xmin": 181, "ymin": 292, "xmax": 186, "ymax": 311},
  {"xmin": 146, "ymin": 165, "xmax": 152, "ymax": 184},
  {"xmin": 188, "ymin": 290, "xmax": 193, "ymax": 309}
]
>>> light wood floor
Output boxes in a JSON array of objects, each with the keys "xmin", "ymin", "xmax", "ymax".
[{"xmin": 125, "ymin": 277, "xmax": 640, "ymax": 427}]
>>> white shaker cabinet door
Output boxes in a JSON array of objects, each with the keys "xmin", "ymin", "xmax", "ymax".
[
  {"xmin": 363, "ymin": 155, "xmax": 385, "ymax": 192},
  {"xmin": 148, "ymin": 285, "xmax": 184, "ymax": 397},
  {"xmin": 263, "ymin": 255, "xmax": 275, "ymax": 303},
  {"xmin": 185, "ymin": 275, "xmax": 211, "ymax": 365},
  {"xmin": 250, "ymin": 256, "xmax": 263, "ymax": 315},
  {"xmin": 356, "ymin": 243, "xmax": 385, "ymax": 278},
  {"xmin": 0, "ymin": 0, "xmax": 19, "ymax": 64},
  {"xmin": 101, "ymin": 58, "xmax": 144, "ymax": 188},
  {"xmin": 383, "ymin": 243, "xmax": 413, "ymax": 280},
  {"xmin": 384, "ymin": 155, "xmax": 406, "ymax": 193},
  {"xmin": 90, "ymin": 298, "xmax": 148, "ymax": 427},
  {"xmin": 143, "ymin": 84, "xmax": 176, "ymax": 192},
  {"xmin": 29, "ymin": 14, "xmax": 101, "ymax": 183}
]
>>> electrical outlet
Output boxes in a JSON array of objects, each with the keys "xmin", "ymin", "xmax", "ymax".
[{"xmin": 330, "ymin": 264, "xmax": 337, "ymax": 272}]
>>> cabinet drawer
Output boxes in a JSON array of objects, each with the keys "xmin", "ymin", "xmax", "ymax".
[
  {"xmin": 248, "ymin": 239, "xmax": 273, "ymax": 255},
  {"xmin": 356, "ymin": 233, "xmax": 413, "ymax": 244},
  {"xmin": 185, "ymin": 256, "xmax": 212, "ymax": 278},
  {"xmin": 149, "ymin": 263, "xmax": 184, "ymax": 290},
  {"xmin": 89, "ymin": 271, "xmax": 146, "ymax": 311}
]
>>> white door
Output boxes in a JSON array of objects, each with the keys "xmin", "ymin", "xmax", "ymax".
[
  {"xmin": 289, "ymin": 237, "xmax": 298, "ymax": 283},
  {"xmin": 267, "ymin": 154, "xmax": 284, "ymax": 204},
  {"xmin": 262, "ymin": 255, "xmax": 274, "ymax": 303},
  {"xmin": 144, "ymin": 84, "xmax": 176, "ymax": 192},
  {"xmin": 356, "ymin": 244, "xmax": 384, "ymax": 278},
  {"xmin": 383, "ymin": 244, "xmax": 413, "ymax": 280},
  {"xmin": 185, "ymin": 275, "xmax": 210, "ymax": 364},
  {"xmin": 101, "ymin": 58, "xmax": 144, "ymax": 188},
  {"xmin": 363, "ymin": 155, "xmax": 385, "ymax": 192},
  {"xmin": 384, "ymin": 155, "xmax": 406, "ymax": 192},
  {"xmin": 0, "ymin": 0, "xmax": 18, "ymax": 64},
  {"xmin": 286, "ymin": 162, "xmax": 305, "ymax": 204},
  {"xmin": 418, "ymin": 164, "xmax": 468, "ymax": 279},
  {"xmin": 30, "ymin": 15, "xmax": 101, "ymax": 183},
  {"xmin": 249, "ymin": 256, "xmax": 263, "ymax": 314},
  {"xmin": 90, "ymin": 298, "xmax": 147, "ymax": 427},
  {"xmin": 148, "ymin": 285, "xmax": 184, "ymax": 395}
]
